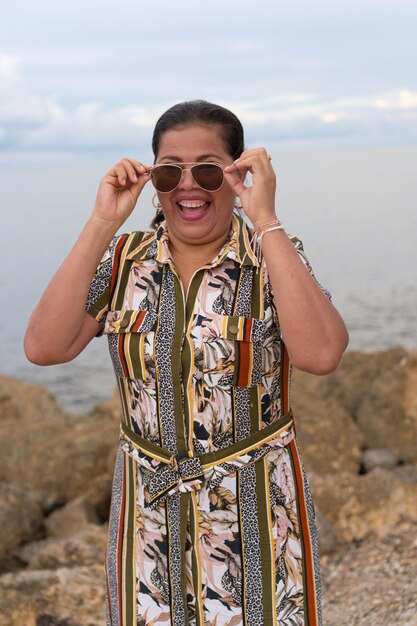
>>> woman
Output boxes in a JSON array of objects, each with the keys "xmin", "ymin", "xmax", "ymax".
[{"xmin": 25, "ymin": 100, "xmax": 348, "ymax": 626}]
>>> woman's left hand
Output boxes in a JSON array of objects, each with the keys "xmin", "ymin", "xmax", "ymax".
[{"xmin": 224, "ymin": 147, "xmax": 277, "ymax": 230}]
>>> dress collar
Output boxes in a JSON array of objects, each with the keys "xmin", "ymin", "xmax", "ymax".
[{"xmin": 125, "ymin": 213, "xmax": 259, "ymax": 267}]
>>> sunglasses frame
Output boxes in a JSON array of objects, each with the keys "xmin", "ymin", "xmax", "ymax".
[{"xmin": 150, "ymin": 162, "xmax": 225, "ymax": 193}]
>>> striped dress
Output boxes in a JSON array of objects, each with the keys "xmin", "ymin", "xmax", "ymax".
[{"xmin": 86, "ymin": 214, "xmax": 325, "ymax": 626}]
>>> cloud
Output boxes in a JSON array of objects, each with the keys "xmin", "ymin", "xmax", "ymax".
[
  {"xmin": 0, "ymin": 53, "xmax": 54, "ymax": 129},
  {"xmin": 0, "ymin": 52, "xmax": 20, "ymax": 77},
  {"xmin": 374, "ymin": 89, "xmax": 417, "ymax": 110},
  {"xmin": 321, "ymin": 112, "xmax": 351, "ymax": 124},
  {"xmin": 0, "ymin": 55, "xmax": 154, "ymax": 155},
  {"xmin": 1, "ymin": 48, "xmax": 417, "ymax": 163}
]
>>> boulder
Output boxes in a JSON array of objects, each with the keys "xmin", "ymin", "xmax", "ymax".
[
  {"xmin": 362, "ymin": 447, "xmax": 399, "ymax": 473},
  {"xmin": 310, "ymin": 468, "xmax": 417, "ymax": 544},
  {"xmin": 0, "ymin": 565, "xmax": 106, "ymax": 626},
  {"xmin": 81, "ymin": 473, "xmax": 113, "ymax": 522},
  {"xmin": 355, "ymin": 351, "xmax": 417, "ymax": 463},
  {"xmin": 0, "ymin": 376, "xmax": 120, "ymax": 502},
  {"xmin": 292, "ymin": 370, "xmax": 364, "ymax": 475},
  {"xmin": 315, "ymin": 509, "xmax": 337, "ymax": 555},
  {"xmin": 16, "ymin": 526, "xmax": 107, "ymax": 570},
  {"xmin": 45, "ymin": 497, "xmax": 101, "ymax": 539},
  {"xmin": 87, "ymin": 387, "xmax": 120, "ymax": 422},
  {"xmin": 0, "ymin": 376, "xmax": 64, "ymax": 422},
  {"xmin": 311, "ymin": 347, "xmax": 408, "ymax": 415},
  {"xmin": 0, "ymin": 482, "xmax": 44, "ymax": 561},
  {"xmin": 307, "ymin": 348, "xmax": 417, "ymax": 464},
  {"xmin": 391, "ymin": 463, "xmax": 417, "ymax": 484}
]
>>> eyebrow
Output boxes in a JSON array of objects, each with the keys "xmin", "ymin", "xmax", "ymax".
[{"xmin": 158, "ymin": 153, "xmax": 224, "ymax": 163}]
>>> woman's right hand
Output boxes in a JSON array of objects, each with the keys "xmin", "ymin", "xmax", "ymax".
[{"xmin": 92, "ymin": 158, "xmax": 152, "ymax": 227}]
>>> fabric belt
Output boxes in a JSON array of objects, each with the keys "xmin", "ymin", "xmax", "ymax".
[{"xmin": 119, "ymin": 410, "xmax": 294, "ymax": 507}]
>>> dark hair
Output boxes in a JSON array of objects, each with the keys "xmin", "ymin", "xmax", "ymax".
[
  {"xmin": 150, "ymin": 100, "xmax": 245, "ymax": 229},
  {"xmin": 152, "ymin": 100, "xmax": 245, "ymax": 161}
]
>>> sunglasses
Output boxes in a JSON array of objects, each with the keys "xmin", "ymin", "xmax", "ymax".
[{"xmin": 150, "ymin": 162, "xmax": 225, "ymax": 193}]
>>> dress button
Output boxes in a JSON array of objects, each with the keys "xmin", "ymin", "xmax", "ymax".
[
  {"xmin": 120, "ymin": 319, "xmax": 129, "ymax": 328},
  {"xmin": 228, "ymin": 324, "xmax": 239, "ymax": 334}
]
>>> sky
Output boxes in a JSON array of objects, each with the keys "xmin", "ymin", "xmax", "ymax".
[{"xmin": 1, "ymin": 0, "xmax": 417, "ymax": 164}]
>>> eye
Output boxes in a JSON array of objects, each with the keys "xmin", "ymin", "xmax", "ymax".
[
  {"xmin": 160, "ymin": 165, "xmax": 179, "ymax": 178},
  {"xmin": 197, "ymin": 164, "xmax": 221, "ymax": 176}
]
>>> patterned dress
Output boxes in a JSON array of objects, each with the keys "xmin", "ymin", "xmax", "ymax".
[{"xmin": 86, "ymin": 214, "xmax": 326, "ymax": 626}]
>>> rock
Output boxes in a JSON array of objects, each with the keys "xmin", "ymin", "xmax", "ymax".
[
  {"xmin": 107, "ymin": 445, "xmax": 119, "ymax": 476},
  {"xmin": 45, "ymin": 497, "xmax": 101, "ymax": 539},
  {"xmin": 0, "ymin": 349, "xmax": 416, "ymax": 622},
  {"xmin": 87, "ymin": 387, "xmax": 120, "ymax": 421},
  {"xmin": 0, "ymin": 376, "xmax": 63, "ymax": 422},
  {"xmin": 315, "ymin": 509, "xmax": 337, "ymax": 555},
  {"xmin": 292, "ymin": 370, "xmax": 364, "ymax": 475},
  {"xmin": 0, "ymin": 482, "xmax": 45, "ymax": 561},
  {"xmin": 0, "ymin": 565, "xmax": 106, "ymax": 626},
  {"xmin": 310, "ymin": 348, "xmax": 417, "ymax": 464},
  {"xmin": 16, "ymin": 526, "xmax": 107, "ymax": 570},
  {"xmin": 0, "ymin": 376, "xmax": 120, "ymax": 502},
  {"xmin": 362, "ymin": 447, "xmax": 399, "ymax": 472},
  {"xmin": 310, "ymin": 469, "xmax": 417, "ymax": 544},
  {"xmin": 82, "ymin": 474, "xmax": 113, "ymax": 522},
  {"xmin": 355, "ymin": 351, "xmax": 417, "ymax": 463},
  {"xmin": 391, "ymin": 463, "xmax": 417, "ymax": 484},
  {"xmin": 321, "ymin": 518, "xmax": 417, "ymax": 626},
  {"xmin": 35, "ymin": 617, "xmax": 73, "ymax": 626},
  {"xmin": 313, "ymin": 347, "xmax": 408, "ymax": 415}
]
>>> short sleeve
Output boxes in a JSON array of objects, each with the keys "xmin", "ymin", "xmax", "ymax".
[
  {"xmin": 289, "ymin": 235, "xmax": 332, "ymax": 301},
  {"xmin": 85, "ymin": 235, "xmax": 119, "ymax": 332}
]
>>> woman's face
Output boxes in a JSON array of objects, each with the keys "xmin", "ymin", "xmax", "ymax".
[{"xmin": 155, "ymin": 124, "xmax": 237, "ymax": 248}]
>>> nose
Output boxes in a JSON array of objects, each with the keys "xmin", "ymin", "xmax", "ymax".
[{"xmin": 179, "ymin": 168, "xmax": 197, "ymax": 190}]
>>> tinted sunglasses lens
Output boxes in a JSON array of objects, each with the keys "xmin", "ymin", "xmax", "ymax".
[
  {"xmin": 151, "ymin": 165, "xmax": 182, "ymax": 192},
  {"xmin": 192, "ymin": 163, "xmax": 224, "ymax": 191}
]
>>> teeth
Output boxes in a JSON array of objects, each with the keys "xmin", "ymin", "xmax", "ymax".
[{"xmin": 178, "ymin": 201, "xmax": 207, "ymax": 209}]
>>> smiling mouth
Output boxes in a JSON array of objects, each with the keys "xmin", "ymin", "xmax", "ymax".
[{"xmin": 177, "ymin": 200, "xmax": 210, "ymax": 217}]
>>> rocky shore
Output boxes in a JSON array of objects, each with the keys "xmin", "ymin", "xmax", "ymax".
[{"xmin": 0, "ymin": 347, "xmax": 416, "ymax": 625}]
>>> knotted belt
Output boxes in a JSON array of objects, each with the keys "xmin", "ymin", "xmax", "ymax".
[{"xmin": 119, "ymin": 410, "xmax": 295, "ymax": 508}]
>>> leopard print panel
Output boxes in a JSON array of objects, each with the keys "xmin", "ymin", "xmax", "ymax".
[
  {"xmin": 154, "ymin": 267, "xmax": 178, "ymax": 455},
  {"xmin": 251, "ymin": 341, "xmax": 263, "ymax": 387},
  {"xmin": 234, "ymin": 266, "xmax": 254, "ymax": 318},
  {"xmin": 85, "ymin": 235, "xmax": 118, "ymax": 325},
  {"xmin": 233, "ymin": 387, "xmax": 252, "ymax": 440},
  {"xmin": 167, "ymin": 493, "xmax": 186, "ymax": 626},
  {"xmin": 233, "ymin": 267, "xmax": 265, "ymax": 625},
  {"xmin": 250, "ymin": 318, "xmax": 266, "ymax": 342},
  {"xmin": 107, "ymin": 333, "xmax": 124, "ymax": 378},
  {"xmin": 238, "ymin": 464, "xmax": 264, "ymax": 626}
]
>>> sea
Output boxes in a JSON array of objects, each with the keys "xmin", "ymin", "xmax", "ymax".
[{"xmin": 1, "ymin": 145, "xmax": 416, "ymax": 413}]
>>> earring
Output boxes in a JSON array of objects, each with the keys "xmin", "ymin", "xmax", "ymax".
[
  {"xmin": 152, "ymin": 193, "xmax": 162, "ymax": 211},
  {"xmin": 234, "ymin": 200, "xmax": 243, "ymax": 210}
]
